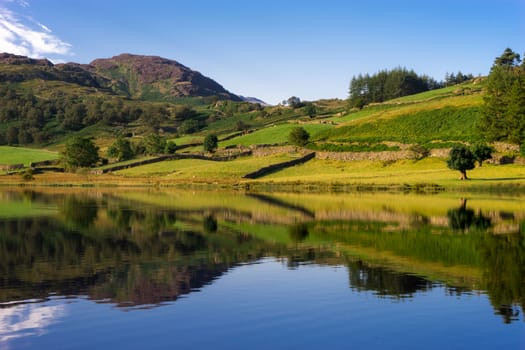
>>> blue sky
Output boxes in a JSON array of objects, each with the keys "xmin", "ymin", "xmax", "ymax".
[{"xmin": 0, "ymin": 0, "xmax": 523, "ymax": 104}]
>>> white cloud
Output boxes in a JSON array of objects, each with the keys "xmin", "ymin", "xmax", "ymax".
[
  {"xmin": 0, "ymin": 303, "xmax": 65, "ymax": 346},
  {"xmin": 0, "ymin": 5, "xmax": 71, "ymax": 59}
]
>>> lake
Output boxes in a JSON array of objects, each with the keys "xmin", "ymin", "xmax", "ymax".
[{"xmin": 0, "ymin": 188, "xmax": 524, "ymax": 349}]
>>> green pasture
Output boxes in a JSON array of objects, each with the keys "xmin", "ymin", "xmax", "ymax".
[
  {"xmin": 220, "ymin": 123, "xmax": 333, "ymax": 147},
  {"xmin": 116, "ymin": 154, "xmax": 298, "ymax": 180},
  {"xmin": 0, "ymin": 146, "xmax": 59, "ymax": 166},
  {"xmin": 259, "ymin": 157, "xmax": 525, "ymax": 189}
]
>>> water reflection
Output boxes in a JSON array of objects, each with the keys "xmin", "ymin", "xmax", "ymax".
[
  {"xmin": 447, "ymin": 198, "xmax": 492, "ymax": 233},
  {"xmin": 0, "ymin": 302, "xmax": 65, "ymax": 343},
  {"xmin": 0, "ymin": 189, "xmax": 523, "ymax": 326}
]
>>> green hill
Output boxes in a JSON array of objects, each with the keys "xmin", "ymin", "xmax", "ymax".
[{"xmin": 316, "ymin": 83, "xmax": 484, "ymax": 145}]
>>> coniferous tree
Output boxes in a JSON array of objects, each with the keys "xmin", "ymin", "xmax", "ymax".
[{"xmin": 479, "ymin": 48, "xmax": 524, "ymax": 144}]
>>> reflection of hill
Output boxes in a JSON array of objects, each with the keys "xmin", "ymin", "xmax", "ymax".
[{"xmin": 0, "ymin": 189, "xmax": 523, "ymax": 323}]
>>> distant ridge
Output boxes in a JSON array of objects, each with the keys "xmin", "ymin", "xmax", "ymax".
[{"xmin": 0, "ymin": 52, "xmax": 242, "ymax": 102}]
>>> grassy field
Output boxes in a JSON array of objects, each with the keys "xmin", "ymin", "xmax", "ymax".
[
  {"xmin": 115, "ymin": 153, "xmax": 300, "ymax": 181},
  {"xmin": 2, "ymin": 154, "xmax": 521, "ymax": 194},
  {"xmin": 258, "ymin": 157, "xmax": 525, "ymax": 190},
  {"xmin": 220, "ymin": 122, "xmax": 333, "ymax": 147},
  {"xmin": 0, "ymin": 146, "xmax": 59, "ymax": 166}
]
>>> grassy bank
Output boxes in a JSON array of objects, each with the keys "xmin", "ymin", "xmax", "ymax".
[{"xmin": 1, "ymin": 154, "xmax": 523, "ymax": 194}]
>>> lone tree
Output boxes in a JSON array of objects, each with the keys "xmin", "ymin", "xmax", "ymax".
[
  {"xmin": 203, "ymin": 133, "xmax": 218, "ymax": 153},
  {"xmin": 471, "ymin": 143, "xmax": 494, "ymax": 167},
  {"xmin": 288, "ymin": 126, "xmax": 310, "ymax": 146},
  {"xmin": 62, "ymin": 136, "xmax": 99, "ymax": 170},
  {"xmin": 106, "ymin": 137, "xmax": 134, "ymax": 162},
  {"xmin": 447, "ymin": 145, "xmax": 476, "ymax": 180},
  {"xmin": 142, "ymin": 133, "xmax": 166, "ymax": 155}
]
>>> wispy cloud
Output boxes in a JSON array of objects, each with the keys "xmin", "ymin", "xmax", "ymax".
[{"xmin": 0, "ymin": 2, "xmax": 71, "ymax": 59}]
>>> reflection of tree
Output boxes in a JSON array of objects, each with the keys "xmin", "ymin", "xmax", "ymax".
[
  {"xmin": 347, "ymin": 260, "xmax": 432, "ymax": 298},
  {"xmin": 479, "ymin": 230, "xmax": 525, "ymax": 324},
  {"xmin": 0, "ymin": 199, "xmax": 273, "ymax": 308},
  {"xmin": 203, "ymin": 215, "xmax": 218, "ymax": 233},
  {"xmin": 89, "ymin": 263, "xmax": 229, "ymax": 307},
  {"xmin": 60, "ymin": 196, "xmax": 98, "ymax": 228},
  {"xmin": 286, "ymin": 248, "xmax": 317, "ymax": 269},
  {"xmin": 289, "ymin": 223, "xmax": 309, "ymax": 243},
  {"xmin": 447, "ymin": 199, "xmax": 491, "ymax": 233}
]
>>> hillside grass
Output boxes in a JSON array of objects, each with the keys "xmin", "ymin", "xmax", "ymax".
[
  {"xmin": 0, "ymin": 146, "xmax": 59, "ymax": 165},
  {"xmin": 115, "ymin": 154, "xmax": 299, "ymax": 180},
  {"xmin": 320, "ymin": 85, "xmax": 484, "ymax": 143},
  {"xmin": 220, "ymin": 123, "xmax": 333, "ymax": 147},
  {"xmin": 258, "ymin": 158, "xmax": 525, "ymax": 190},
  {"xmin": 321, "ymin": 106, "xmax": 482, "ymax": 144}
]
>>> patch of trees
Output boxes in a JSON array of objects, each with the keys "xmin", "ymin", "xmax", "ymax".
[
  {"xmin": 61, "ymin": 136, "xmax": 100, "ymax": 170},
  {"xmin": 444, "ymin": 71, "xmax": 474, "ymax": 87},
  {"xmin": 0, "ymin": 84, "xmax": 176, "ymax": 145},
  {"xmin": 479, "ymin": 48, "xmax": 525, "ymax": 145},
  {"xmin": 348, "ymin": 67, "xmax": 441, "ymax": 108}
]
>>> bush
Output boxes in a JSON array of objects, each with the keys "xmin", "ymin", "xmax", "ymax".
[
  {"xmin": 142, "ymin": 133, "xmax": 166, "ymax": 155},
  {"xmin": 164, "ymin": 141, "xmax": 177, "ymax": 154},
  {"xmin": 471, "ymin": 143, "xmax": 494, "ymax": 167},
  {"xmin": 288, "ymin": 127, "xmax": 310, "ymax": 146},
  {"xmin": 203, "ymin": 134, "xmax": 218, "ymax": 153},
  {"xmin": 408, "ymin": 144, "xmax": 430, "ymax": 160},
  {"xmin": 21, "ymin": 168, "xmax": 34, "ymax": 181},
  {"xmin": 107, "ymin": 137, "xmax": 134, "ymax": 162}
]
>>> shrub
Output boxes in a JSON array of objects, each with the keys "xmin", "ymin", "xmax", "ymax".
[
  {"xmin": 164, "ymin": 141, "xmax": 177, "ymax": 154},
  {"xmin": 203, "ymin": 134, "xmax": 218, "ymax": 153},
  {"xmin": 288, "ymin": 127, "xmax": 310, "ymax": 146},
  {"xmin": 408, "ymin": 144, "xmax": 430, "ymax": 160}
]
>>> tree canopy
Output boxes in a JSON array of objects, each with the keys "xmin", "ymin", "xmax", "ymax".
[
  {"xmin": 479, "ymin": 48, "xmax": 525, "ymax": 144},
  {"xmin": 203, "ymin": 134, "xmax": 218, "ymax": 153},
  {"xmin": 288, "ymin": 127, "xmax": 310, "ymax": 146},
  {"xmin": 62, "ymin": 136, "xmax": 100, "ymax": 170},
  {"xmin": 107, "ymin": 137, "xmax": 134, "ymax": 162},
  {"xmin": 446, "ymin": 145, "xmax": 476, "ymax": 180}
]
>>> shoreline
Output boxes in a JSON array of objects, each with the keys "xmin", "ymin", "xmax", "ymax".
[{"xmin": 1, "ymin": 172, "xmax": 523, "ymax": 195}]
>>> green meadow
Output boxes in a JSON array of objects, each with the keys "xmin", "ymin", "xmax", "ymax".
[{"xmin": 0, "ymin": 146, "xmax": 59, "ymax": 166}]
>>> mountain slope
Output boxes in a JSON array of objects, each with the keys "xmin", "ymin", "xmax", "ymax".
[
  {"xmin": 0, "ymin": 52, "xmax": 241, "ymax": 102},
  {"xmin": 89, "ymin": 54, "xmax": 241, "ymax": 101}
]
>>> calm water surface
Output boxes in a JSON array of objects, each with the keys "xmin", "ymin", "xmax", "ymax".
[{"xmin": 0, "ymin": 189, "xmax": 524, "ymax": 349}]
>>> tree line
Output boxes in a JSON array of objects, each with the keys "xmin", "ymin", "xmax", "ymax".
[{"xmin": 348, "ymin": 67, "xmax": 443, "ymax": 108}]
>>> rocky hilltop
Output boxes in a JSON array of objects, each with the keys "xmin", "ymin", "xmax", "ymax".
[
  {"xmin": 0, "ymin": 52, "xmax": 241, "ymax": 101},
  {"xmin": 89, "ymin": 53, "xmax": 240, "ymax": 101}
]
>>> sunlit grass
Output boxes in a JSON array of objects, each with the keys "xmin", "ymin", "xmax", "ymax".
[
  {"xmin": 0, "ymin": 146, "xmax": 59, "ymax": 165},
  {"xmin": 260, "ymin": 157, "xmax": 525, "ymax": 189},
  {"xmin": 116, "ymin": 154, "xmax": 296, "ymax": 180},
  {"xmin": 220, "ymin": 123, "xmax": 333, "ymax": 147}
]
